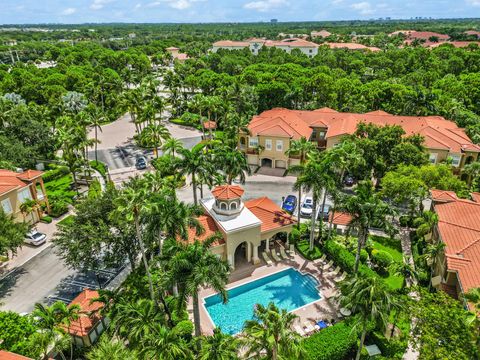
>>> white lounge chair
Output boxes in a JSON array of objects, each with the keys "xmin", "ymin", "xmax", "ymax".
[
  {"xmin": 294, "ymin": 324, "xmax": 305, "ymax": 336},
  {"xmin": 280, "ymin": 246, "xmax": 290, "ymax": 259},
  {"xmin": 323, "ymin": 260, "xmax": 334, "ymax": 270},
  {"xmin": 303, "ymin": 321, "xmax": 315, "ymax": 335},
  {"xmin": 289, "ymin": 244, "xmax": 295, "ymax": 255},
  {"xmin": 334, "ymin": 272, "xmax": 346, "ymax": 282},
  {"xmin": 329, "ymin": 266, "xmax": 341, "ymax": 276},
  {"xmin": 270, "ymin": 250, "xmax": 281, "ymax": 262},
  {"xmin": 262, "ymin": 251, "xmax": 273, "ymax": 265},
  {"xmin": 313, "ymin": 254, "xmax": 327, "ymax": 265}
]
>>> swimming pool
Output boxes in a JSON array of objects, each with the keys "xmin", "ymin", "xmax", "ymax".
[{"xmin": 204, "ymin": 267, "xmax": 321, "ymax": 335}]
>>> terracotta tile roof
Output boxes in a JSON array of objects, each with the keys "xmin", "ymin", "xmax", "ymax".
[
  {"xmin": 211, "ymin": 185, "xmax": 244, "ymax": 200},
  {"xmin": 166, "ymin": 47, "xmax": 179, "ymax": 50},
  {"xmin": 329, "ymin": 211, "xmax": 353, "ymax": 226},
  {"xmin": 311, "ymin": 30, "xmax": 332, "ymax": 38},
  {"xmin": 264, "ymin": 39, "xmax": 319, "ymax": 48},
  {"xmin": 245, "ymin": 197, "xmax": 296, "ymax": 233},
  {"xmin": 17, "ymin": 170, "xmax": 43, "ymax": 181},
  {"xmin": 406, "ymin": 31, "xmax": 450, "ymax": 40},
  {"xmin": 324, "ymin": 43, "xmax": 380, "ymax": 52},
  {"xmin": 184, "ymin": 214, "xmax": 224, "ymax": 246},
  {"xmin": 432, "ymin": 190, "xmax": 480, "ymax": 295},
  {"xmin": 174, "ymin": 53, "xmax": 189, "ymax": 60},
  {"xmin": 203, "ymin": 121, "xmax": 217, "ymax": 130},
  {"xmin": 0, "ymin": 169, "xmax": 30, "ymax": 195},
  {"xmin": 471, "ymin": 193, "xmax": 480, "ymax": 203},
  {"xmin": 465, "ymin": 30, "xmax": 480, "ymax": 37},
  {"xmin": 0, "ymin": 351, "xmax": 33, "ymax": 360},
  {"xmin": 213, "ymin": 40, "xmax": 250, "ymax": 47},
  {"xmin": 67, "ymin": 289, "xmax": 104, "ymax": 337},
  {"xmin": 429, "ymin": 41, "xmax": 480, "ymax": 48},
  {"xmin": 246, "ymin": 108, "xmax": 480, "ymax": 154}
]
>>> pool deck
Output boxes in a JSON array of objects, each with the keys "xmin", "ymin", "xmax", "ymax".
[{"xmin": 197, "ymin": 249, "xmax": 341, "ymax": 335}]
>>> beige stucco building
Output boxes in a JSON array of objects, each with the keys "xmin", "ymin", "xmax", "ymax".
[
  {"xmin": 0, "ymin": 169, "xmax": 49, "ymax": 223},
  {"xmin": 239, "ymin": 107, "xmax": 480, "ymax": 171},
  {"xmin": 186, "ymin": 185, "xmax": 296, "ymax": 270}
]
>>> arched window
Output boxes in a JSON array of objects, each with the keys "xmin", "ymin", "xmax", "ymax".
[
  {"xmin": 220, "ymin": 202, "xmax": 227, "ymax": 210},
  {"xmin": 230, "ymin": 201, "xmax": 237, "ymax": 210}
]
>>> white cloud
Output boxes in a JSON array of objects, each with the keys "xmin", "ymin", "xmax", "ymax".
[
  {"xmin": 90, "ymin": 0, "xmax": 115, "ymax": 10},
  {"xmin": 331, "ymin": 0, "xmax": 343, "ymax": 4},
  {"xmin": 243, "ymin": 0, "xmax": 288, "ymax": 12},
  {"xmin": 466, "ymin": 0, "xmax": 480, "ymax": 5},
  {"xmin": 350, "ymin": 1, "xmax": 373, "ymax": 15},
  {"xmin": 61, "ymin": 8, "xmax": 77, "ymax": 15},
  {"xmin": 134, "ymin": 3, "xmax": 142, "ymax": 9},
  {"xmin": 146, "ymin": 0, "xmax": 201, "ymax": 9}
]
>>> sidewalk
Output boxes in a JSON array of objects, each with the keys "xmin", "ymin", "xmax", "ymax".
[{"xmin": 0, "ymin": 210, "xmax": 72, "ymax": 279}]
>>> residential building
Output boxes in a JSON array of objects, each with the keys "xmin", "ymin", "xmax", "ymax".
[
  {"xmin": 430, "ymin": 190, "xmax": 480, "ymax": 310},
  {"xmin": 465, "ymin": 30, "xmax": 480, "ymax": 38},
  {"xmin": 311, "ymin": 29, "xmax": 332, "ymax": 38},
  {"xmin": 389, "ymin": 30, "xmax": 450, "ymax": 42},
  {"xmin": 428, "ymin": 41, "xmax": 480, "ymax": 49},
  {"xmin": 166, "ymin": 47, "xmax": 189, "ymax": 62},
  {"xmin": 323, "ymin": 43, "xmax": 380, "ymax": 52},
  {"xmin": 67, "ymin": 289, "xmax": 108, "ymax": 347},
  {"xmin": 0, "ymin": 169, "xmax": 49, "ymax": 223},
  {"xmin": 186, "ymin": 185, "xmax": 296, "ymax": 269},
  {"xmin": 212, "ymin": 38, "xmax": 319, "ymax": 57},
  {"xmin": 239, "ymin": 107, "xmax": 480, "ymax": 170}
]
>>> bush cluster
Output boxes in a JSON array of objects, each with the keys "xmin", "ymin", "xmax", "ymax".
[
  {"xmin": 371, "ymin": 249, "xmax": 394, "ymax": 271},
  {"xmin": 42, "ymin": 165, "xmax": 70, "ymax": 182}
]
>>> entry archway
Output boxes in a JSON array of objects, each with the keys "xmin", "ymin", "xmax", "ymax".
[{"xmin": 233, "ymin": 241, "xmax": 253, "ymax": 270}]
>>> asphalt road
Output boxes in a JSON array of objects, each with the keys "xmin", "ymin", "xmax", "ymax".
[{"xmin": 0, "ymin": 246, "xmax": 122, "ymax": 313}]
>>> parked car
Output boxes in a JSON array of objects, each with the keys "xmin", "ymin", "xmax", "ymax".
[
  {"xmin": 316, "ymin": 204, "xmax": 331, "ymax": 220},
  {"xmin": 300, "ymin": 197, "xmax": 314, "ymax": 217},
  {"xmin": 344, "ymin": 175, "xmax": 355, "ymax": 187},
  {"xmin": 25, "ymin": 230, "xmax": 47, "ymax": 246},
  {"xmin": 282, "ymin": 195, "xmax": 297, "ymax": 213},
  {"xmin": 135, "ymin": 156, "xmax": 148, "ymax": 170}
]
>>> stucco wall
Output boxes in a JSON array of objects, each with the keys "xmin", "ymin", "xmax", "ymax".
[{"xmin": 225, "ymin": 225, "xmax": 262, "ymax": 268}]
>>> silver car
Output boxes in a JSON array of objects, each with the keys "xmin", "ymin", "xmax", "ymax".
[{"xmin": 25, "ymin": 230, "xmax": 47, "ymax": 246}]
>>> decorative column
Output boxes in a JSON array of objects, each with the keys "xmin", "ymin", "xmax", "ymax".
[
  {"xmin": 252, "ymin": 245, "xmax": 260, "ymax": 265},
  {"xmin": 265, "ymin": 238, "xmax": 270, "ymax": 250},
  {"xmin": 228, "ymin": 254, "xmax": 234, "ymax": 270},
  {"xmin": 247, "ymin": 242, "xmax": 252, "ymax": 262}
]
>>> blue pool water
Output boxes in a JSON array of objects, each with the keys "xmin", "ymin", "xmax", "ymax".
[{"xmin": 204, "ymin": 267, "xmax": 321, "ymax": 335}]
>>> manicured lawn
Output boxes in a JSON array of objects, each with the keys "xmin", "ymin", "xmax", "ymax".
[
  {"xmin": 44, "ymin": 174, "xmax": 76, "ymax": 203},
  {"xmin": 57, "ymin": 214, "xmax": 75, "ymax": 226},
  {"xmin": 370, "ymin": 236, "xmax": 404, "ymax": 290},
  {"xmin": 296, "ymin": 239, "xmax": 322, "ymax": 260}
]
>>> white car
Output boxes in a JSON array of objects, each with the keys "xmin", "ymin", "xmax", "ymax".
[
  {"xmin": 300, "ymin": 197, "xmax": 314, "ymax": 217},
  {"xmin": 25, "ymin": 230, "xmax": 47, "ymax": 246}
]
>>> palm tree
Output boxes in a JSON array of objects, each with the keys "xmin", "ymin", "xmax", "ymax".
[
  {"xmin": 339, "ymin": 276, "xmax": 396, "ymax": 360},
  {"xmin": 415, "ymin": 210, "xmax": 438, "ymax": 239},
  {"xmin": 111, "ymin": 183, "xmax": 156, "ymax": 302},
  {"xmin": 341, "ymin": 180, "xmax": 395, "ymax": 273},
  {"xmin": 216, "ymin": 146, "xmax": 251, "ymax": 184},
  {"xmin": 138, "ymin": 123, "xmax": 171, "ymax": 158},
  {"xmin": 33, "ymin": 301, "xmax": 80, "ymax": 360},
  {"xmin": 286, "ymin": 137, "xmax": 317, "ymax": 229},
  {"xmin": 140, "ymin": 323, "xmax": 192, "ymax": 360},
  {"xmin": 176, "ymin": 143, "xmax": 212, "ymax": 205},
  {"xmin": 293, "ymin": 154, "xmax": 333, "ymax": 250},
  {"xmin": 113, "ymin": 298, "xmax": 166, "ymax": 345},
  {"xmin": 241, "ymin": 302, "xmax": 304, "ymax": 360},
  {"xmin": 162, "ymin": 137, "xmax": 184, "ymax": 158},
  {"xmin": 421, "ymin": 240, "xmax": 446, "ymax": 290},
  {"xmin": 19, "ymin": 199, "xmax": 38, "ymax": 223},
  {"xmin": 119, "ymin": 89, "xmax": 142, "ymax": 133},
  {"xmin": 197, "ymin": 328, "xmax": 239, "ymax": 360},
  {"xmin": 86, "ymin": 337, "xmax": 137, "ymax": 360},
  {"xmin": 84, "ymin": 106, "xmax": 104, "ymax": 163},
  {"xmin": 168, "ymin": 235, "xmax": 230, "ymax": 337},
  {"xmin": 464, "ymin": 288, "xmax": 480, "ymax": 354}
]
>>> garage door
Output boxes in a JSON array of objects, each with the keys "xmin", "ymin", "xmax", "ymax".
[{"xmin": 275, "ymin": 160, "xmax": 286, "ymax": 169}]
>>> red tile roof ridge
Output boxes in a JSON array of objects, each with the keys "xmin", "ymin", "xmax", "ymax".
[
  {"xmin": 446, "ymin": 253, "xmax": 471, "ymax": 261},
  {"xmin": 421, "ymin": 129, "xmax": 455, "ymax": 150},
  {"xmin": 431, "ymin": 189, "xmax": 458, "ymax": 202},
  {"xmin": 438, "ymin": 217, "xmax": 480, "ymax": 233},
  {"xmin": 455, "ymin": 237, "xmax": 480, "ymax": 256},
  {"xmin": 211, "ymin": 184, "xmax": 244, "ymax": 200}
]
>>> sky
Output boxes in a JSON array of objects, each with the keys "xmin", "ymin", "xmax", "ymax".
[{"xmin": 1, "ymin": 0, "xmax": 480, "ymax": 24}]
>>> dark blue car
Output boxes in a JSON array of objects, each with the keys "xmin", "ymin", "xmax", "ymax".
[{"xmin": 282, "ymin": 195, "xmax": 297, "ymax": 213}]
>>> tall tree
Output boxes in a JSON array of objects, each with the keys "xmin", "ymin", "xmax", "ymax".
[
  {"xmin": 197, "ymin": 328, "xmax": 239, "ymax": 360},
  {"xmin": 167, "ymin": 236, "xmax": 230, "ymax": 337},
  {"xmin": 339, "ymin": 276, "xmax": 395, "ymax": 360},
  {"xmin": 241, "ymin": 302, "xmax": 304, "ymax": 360}
]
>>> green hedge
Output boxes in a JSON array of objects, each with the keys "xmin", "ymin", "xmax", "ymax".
[
  {"xmin": 371, "ymin": 249, "xmax": 393, "ymax": 269},
  {"xmin": 42, "ymin": 165, "xmax": 70, "ymax": 182},
  {"xmin": 303, "ymin": 320, "xmax": 359, "ymax": 360},
  {"xmin": 296, "ymin": 239, "xmax": 322, "ymax": 260},
  {"xmin": 40, "ymin": 216, "xmax": 53, "ymax": 224},
  {"xmin": 323, "ymin": 240, "xmax": 378, "ymax": 279},
  {"xmin": 367, "ymin": 331, "xmax": 408, "ymax": 359}
]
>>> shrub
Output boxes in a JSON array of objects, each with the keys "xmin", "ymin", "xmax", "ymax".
[
  {"xmin": 303, "ymin": 320, "xmax": 359, "ymax": 360},
  {"xmin": 0, "ymin": 311, "xmax": 41, "ymax": 358},
  {"xmin": 296, "ymin": 239, "xmax": 322, "ymax": 260},
  {"xmin": 40, "ymin": 216, "xmax": 52, "ymax": 223},
  {"xmin": 359, "ymin": 248, "xmax": 369, "ymax": 263},
  {"xmin": 42, "ymin": 165, "xmax": 70, "ymax": 182},
  {"xmin": 152, "ymin": 155, "xmax": 177, "ymax": 177},
  {"xmin": 172, "ymin": 320, "xmax": 194, "ymax": 340},
  {"xmin": 371, "ymin": 249, "xmax": 393, "ymax": 270},
  {"xmin": 90, "ymin": 160, "xmax": 107, "ymax": 178},
  {"xmin": 367, "ymin": 331, "xmax": 408, "ymax": 359},
  {"xmin": 49, "ymin": 199, "xmax": 69, "ymax": 218},
  {"xmin": 288, "ymin": 228, "xmax": 301, "ymax": 244}
]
